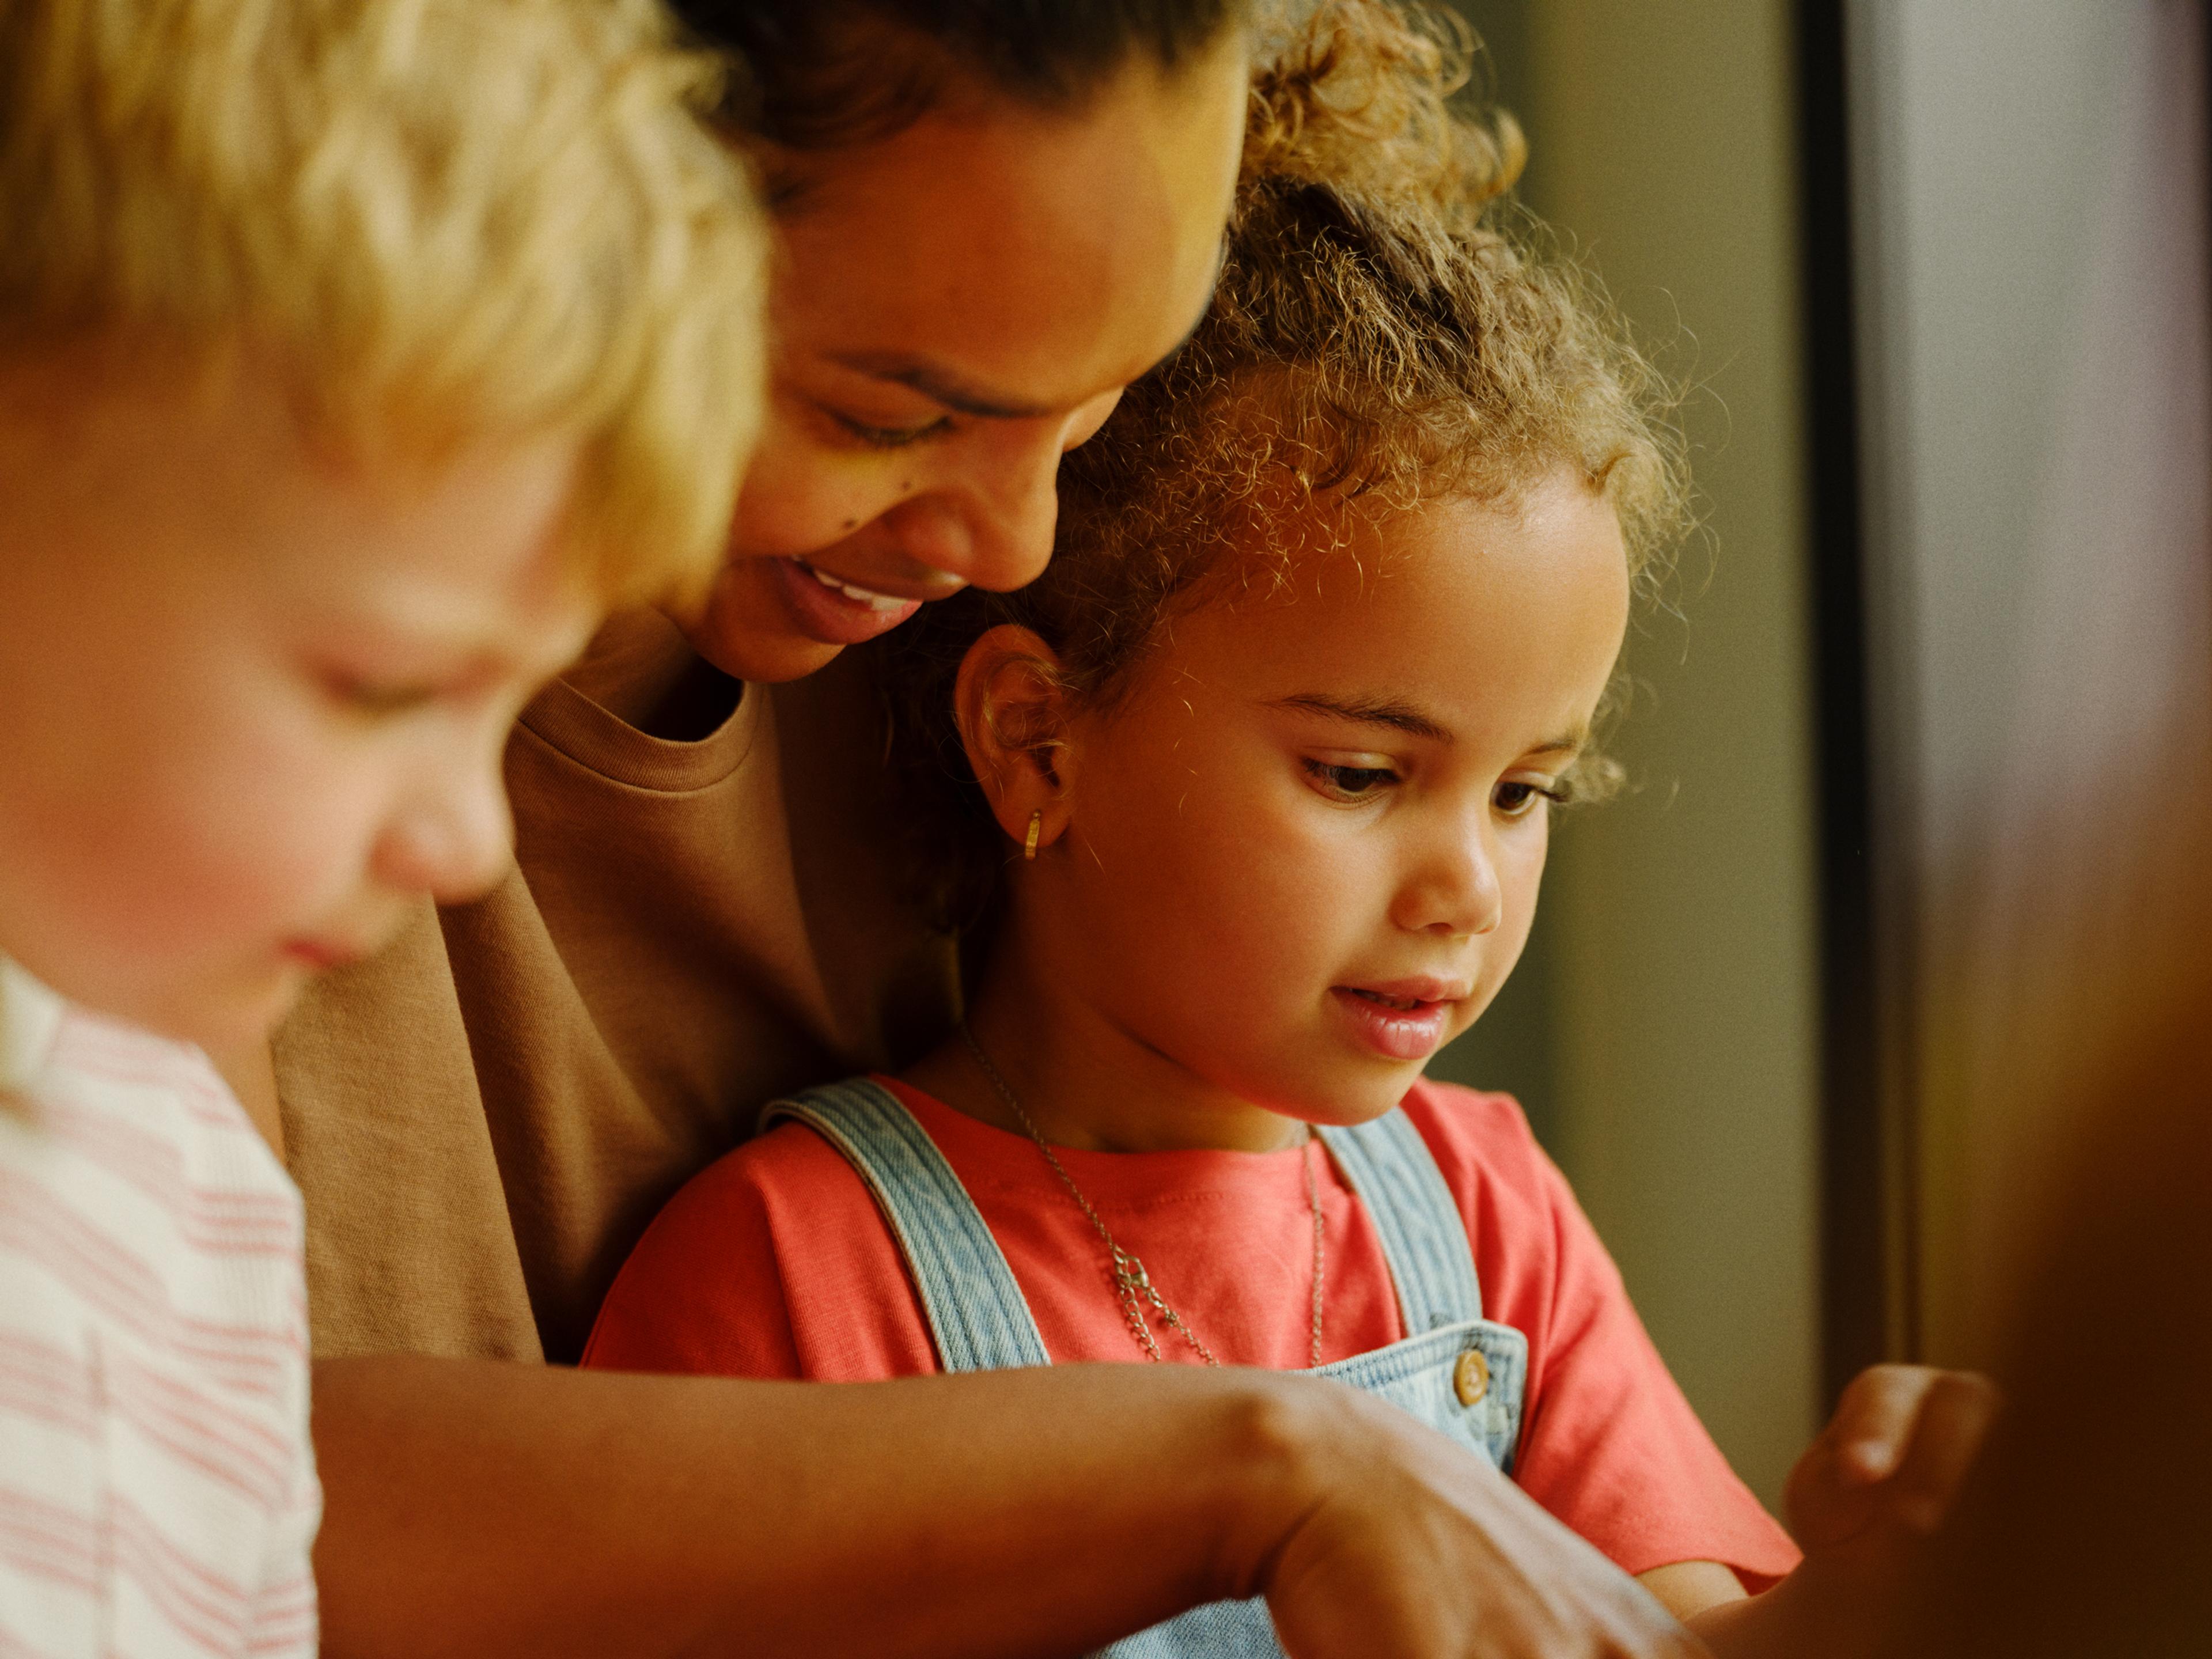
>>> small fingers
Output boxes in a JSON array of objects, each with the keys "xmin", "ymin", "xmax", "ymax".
[
  {"xmin": 1784, "ymin": 1365, "xmax": 1938, "ymax": 1546},
  {"xmin": 1881, "ymin": 1369, "xmax": 2002, "ymax": 1533},
  {"xmin": 1827, "ymin": 1364, "xmax": 1945, "ymax": 1484}
]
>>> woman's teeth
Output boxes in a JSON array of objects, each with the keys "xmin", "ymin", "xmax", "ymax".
[{"xmin": 803, "ymin": 562, "xmax": 908, "ymax": 612}]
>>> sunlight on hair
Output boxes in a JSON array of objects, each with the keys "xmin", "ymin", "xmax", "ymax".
[{"xmin": 0, "ymin": 0, "xmax": 768, "ymax": 609}]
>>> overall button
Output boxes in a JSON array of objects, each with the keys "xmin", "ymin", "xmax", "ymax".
[{"xmin": 1453, "ymin": 1348, "xmax": 1490, "ymax": 1408}]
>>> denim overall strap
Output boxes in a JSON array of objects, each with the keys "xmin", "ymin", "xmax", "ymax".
[
  {"xmin": 762, "ymin": 1079, "xmax": 1051, "ymax": 1372},
  {"xmin": 1102, "ymin": 1109, "xmax": 1522, "ymax": 1659},
  {"xmin": 1313, "ymin": 1110, "xmax": 1483, "ymax": 1332}
]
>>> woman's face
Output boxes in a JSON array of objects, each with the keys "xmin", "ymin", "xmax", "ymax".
[{"xmin": 689, "ymin": 32, "xmax": 1250, "ymax": 683}]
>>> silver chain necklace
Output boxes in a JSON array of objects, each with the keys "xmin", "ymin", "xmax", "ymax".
[{"xmin": 959, "ymin": 1022, "xmax": 1327, "ymax": 1369}]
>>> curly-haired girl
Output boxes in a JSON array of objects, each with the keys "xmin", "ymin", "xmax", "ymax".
[{"xmin": 589, "ymin": 4, "xmax": 1994, "ymax": 1652}]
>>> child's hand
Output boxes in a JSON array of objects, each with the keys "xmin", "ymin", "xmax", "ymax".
[
  {"xmin": 1783, "ymin": 1363, "xmax": 2001, "ymax": 1549},
  {"xmin": 1690, "ymin": 1366, "xmax": 2000, "ymax": 1658}
]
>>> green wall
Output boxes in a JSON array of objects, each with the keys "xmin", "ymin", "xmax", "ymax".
[{"xmin": 1425, "ymin": 0, "xmax": 1822, "ymax": 1507}]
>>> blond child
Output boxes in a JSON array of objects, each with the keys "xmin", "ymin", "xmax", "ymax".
[
  {"xmin": 0, "ymin": 1, "xmax": 762, "ymax": 1651},
  {"xmin": 588, "ymin": 8, "xmax": 1991, "ymax": 1654}
]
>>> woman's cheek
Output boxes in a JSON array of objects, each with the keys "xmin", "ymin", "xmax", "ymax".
[{"xmin": 730, "ymin": 433, "xmax": 884, "ymax": 558}]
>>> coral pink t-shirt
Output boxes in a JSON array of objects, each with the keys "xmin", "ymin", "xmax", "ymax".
[{"xmin": 586, "ymin": 1075, "xmax": 1799, "ymax": 1586}]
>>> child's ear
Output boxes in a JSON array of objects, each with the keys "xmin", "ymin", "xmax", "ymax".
[{"xmin": 953, "ymin": 624, "xmax": 1080, "ymax": 859}]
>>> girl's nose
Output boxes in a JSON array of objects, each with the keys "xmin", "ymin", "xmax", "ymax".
[
  {"xmin": 371, "ymin": 765, "xmax": 515, "ymax": 906},
  {"xmin": 1393, "ymin": 825, "xmax": 1505, "ymax": 938}
]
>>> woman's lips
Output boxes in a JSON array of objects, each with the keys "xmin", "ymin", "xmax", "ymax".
[
  {"xmin": 1328, "ymin": 985, "xmax": 1456, "ymax": 1061},
  {"xmin": 767, "ymin": 556, "xmax": 926, "ymax": 647}
]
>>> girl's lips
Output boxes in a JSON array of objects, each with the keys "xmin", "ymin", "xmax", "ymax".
[
  {"xmin": 767, "ymin": 556, "xmax": 925, "ymax": 647},
  {"xmin": 1328, "ymin": 986, "xmax": 1455, "ymax": 1062}
]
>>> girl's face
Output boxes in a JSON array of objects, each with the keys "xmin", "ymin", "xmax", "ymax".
[
  {"xmin": 688, "ymin": 32, "xmax": 1250, "ymax": 683},
  {"xmin": 1022, "ymin": 475, "xmax": 1631, "ymax": 1141}
]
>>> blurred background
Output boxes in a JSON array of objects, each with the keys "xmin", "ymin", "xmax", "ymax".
[{"xmin": 1422, "ymin": 0, "xmax": 2210, "ymax": 1507}]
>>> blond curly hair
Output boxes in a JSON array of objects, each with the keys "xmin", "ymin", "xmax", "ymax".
[
  {"xmin": 0, "ymin": 0, "xmax": 767, "ymax": 608},
  {"xmin": 876, "ymin": 0, "xmax": 1687, "ymax": 931}
]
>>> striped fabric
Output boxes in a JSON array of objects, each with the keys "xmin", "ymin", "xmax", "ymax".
[{"xmin": 0, "ymin": 959, "xmax": 318, "ymax": 1658}]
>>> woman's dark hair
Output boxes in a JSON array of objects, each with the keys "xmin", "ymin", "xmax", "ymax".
[{"xmin": 671, "ymin": 0, "xmax": 1249, "ymax": 150}]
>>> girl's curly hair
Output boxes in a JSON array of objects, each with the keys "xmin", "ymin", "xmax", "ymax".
[{"xmin": 872, "ymin": 0, "xmax": 1690, "ymax": 935}]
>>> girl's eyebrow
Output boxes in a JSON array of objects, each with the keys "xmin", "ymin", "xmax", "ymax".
[
  {"xmin": 1524, "ymin": 732, "xmax": 1588, "ymax": 760},
  {"xmin": 1270, "ymin": 692, "xmax": 1455, "ymax": 743},
  {"xmin": 1272, "ymin": 694, "xmax": 1589, "ymax": 760}
]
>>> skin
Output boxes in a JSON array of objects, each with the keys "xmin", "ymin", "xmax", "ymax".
[
  {"xmin": 907, "ymin": 474, "xmax": 2001, "ymax": 1645},
  {"xmin": 0, "ymin": 347, "xmax": 597, "ymax": 1059},
  {"xmin": 0, "ymin": 338, "xmax": 1681, "ymax": 1659},
  {"xmin": 911, "ymin": 478, "xmax": 1633, "ymax": 1155},
  {"xmin": 158, "ymin": 28, "xmax": 1987, "ymax": 1659},
  {"xmin": 233, "ymin": 45, "xmax": 1698, "ymax": 1659},
  {"xmin": 684, "ymin": 26, "xmax": 1251, "ymax": 686},
  {"xmin": 315, "ymin": 1355, "xmax": 1709, "ymax": 1659},
  {"xmin": 1693, "ymin": 1367, "xmax": 2003, "ymax": 1658}
]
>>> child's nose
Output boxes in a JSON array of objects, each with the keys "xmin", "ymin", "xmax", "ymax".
[
  {"xmin": 372, "ymin": 768, "xmax": 516, "ymax": 905},
  {"xmin": 1395, "ymin": 826, "xmax": 1505, "ymax": 938}
]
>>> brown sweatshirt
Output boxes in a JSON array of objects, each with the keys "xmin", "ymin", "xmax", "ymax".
[{"xmin": 272, "ymin": 613, "xmax": 958, "ymax": 1363}]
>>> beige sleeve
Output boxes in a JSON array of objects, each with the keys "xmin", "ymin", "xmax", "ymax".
[{"xmin": 275, "ymin": 899, "xmax": 543, "ymax": 1362}]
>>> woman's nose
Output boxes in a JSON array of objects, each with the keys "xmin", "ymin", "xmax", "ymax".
[{"xmin": 878, "ymin": 416, "xmax": 1093, "ymax": 594}]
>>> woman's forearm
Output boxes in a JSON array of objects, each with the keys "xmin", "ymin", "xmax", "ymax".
[
  {"xmin": 313, "ymin": 1354, "xmax": 1297, "ymax": 1659},
  {"xmin": 311, "ymin": 1353, "xmax": 1702, "ymax": 1659}
]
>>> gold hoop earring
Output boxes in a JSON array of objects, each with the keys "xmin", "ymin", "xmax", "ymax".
[{"xmin": 1024, "ymin": 809, "xmax": 1043, "ymax": 861}]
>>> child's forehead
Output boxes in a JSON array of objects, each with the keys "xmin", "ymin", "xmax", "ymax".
[
  {"xmin": 1146, "ymin": 479, "xmax": 1629, "ymax": 712},
  {"xmin": 2, "ymin": 351, "xmax": 597, "ymax": 657},
  {"xmin": 1217, "ymin": 478, "xmax": 1608, "ymax": 612}
]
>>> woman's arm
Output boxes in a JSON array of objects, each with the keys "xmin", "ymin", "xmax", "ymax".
[{"xmin": 312, "ymin": 1354, "xmax": 1705, "ymax": 1659}]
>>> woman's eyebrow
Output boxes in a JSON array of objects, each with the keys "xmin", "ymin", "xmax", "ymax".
[
  {"xmin": 828, "ymin": 351, "xmax": 1055, "ymax": 420},
  {"xmin": 828, "ymin": 241, "xmax": 1228, "ymax": 422},
  {"xmin": 1270, "ymin": 692, "xmax": 1455, "ymax": 743}
]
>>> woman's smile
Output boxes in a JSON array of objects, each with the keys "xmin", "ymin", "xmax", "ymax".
[{"xmin": 766, "ymin": 555, "xmax": 926, "ymax": 645}]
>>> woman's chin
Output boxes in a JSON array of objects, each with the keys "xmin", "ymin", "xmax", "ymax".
[
  {"xmin": 675, "ymin": 582, "xmax": 849, "ymax": 683},
  {"xmin": 676, "ymin": 556, "xmax": 935, "ymax": 683}
]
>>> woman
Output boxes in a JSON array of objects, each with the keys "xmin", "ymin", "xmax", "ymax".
[{"xmin": 265, "ymin": 4, "xmax": 1705, "ymax": 1655}]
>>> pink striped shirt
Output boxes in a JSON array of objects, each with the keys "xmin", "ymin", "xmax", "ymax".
[{"xmin": 0, "ymin": 959, "xmax": 318, "ymax": 1658}]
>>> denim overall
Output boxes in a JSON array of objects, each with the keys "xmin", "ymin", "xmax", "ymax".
[{"xmin": 766, "ymin": 1078, "xmax": 1531, "ymax": 1659}]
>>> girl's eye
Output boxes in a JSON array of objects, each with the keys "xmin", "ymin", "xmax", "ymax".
[
  {"xmin": 830, "ymin": 410, "xmax": 955, "ymax": 450},
  {"xmin": 1494, "ymin": 778, "xmax": 1570, "ymax": 819},
  {"xmin": 1304, "ymin": 759, "xmax": 1400, "ymax": 802}
]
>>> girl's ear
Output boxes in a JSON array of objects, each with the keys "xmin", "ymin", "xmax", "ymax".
[{"xmin": 953, "ymin": 624, "xmax": 1079, "ymax": 859}]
